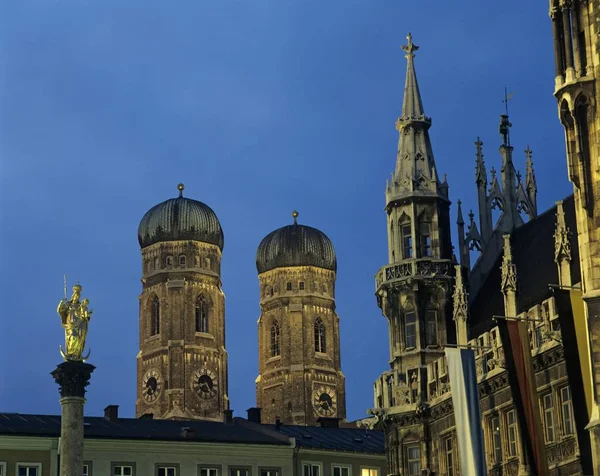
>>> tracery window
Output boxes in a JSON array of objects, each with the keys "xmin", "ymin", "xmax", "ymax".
[
  {"xmin": 195, "ymin": 295, "xmax": 208, "ymax": 333},
  {"xmin": 151, "ymin": 296, "xmax": 160, "ymax": 336},
  {"xmin": 270, "ymin": 320, "xmax": 280, "ymax": 357},
  {"xmin": 314, "ymin": 317, "xmax": 326, "ymax": 353}
]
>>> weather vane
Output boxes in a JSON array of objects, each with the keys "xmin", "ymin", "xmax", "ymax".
[{"xmin": 57, "ymin": 280, "xmax": 93, "ymax": 362}]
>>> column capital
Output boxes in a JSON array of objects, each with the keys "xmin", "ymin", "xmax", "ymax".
[{"xmin": 51, "ymin": 361, "xmax": 95, "ymax": 399}]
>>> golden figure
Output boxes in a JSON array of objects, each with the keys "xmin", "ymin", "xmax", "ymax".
[{"xmin": 57, "ymin": 283, "xmax": 92, "ymax": 361}]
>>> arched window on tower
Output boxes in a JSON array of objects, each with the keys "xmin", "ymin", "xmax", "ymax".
[
  {"xmin": 151, "ymin": 296, "xmax": 160, "ymax": 336},
  {"xmin": 314, "ymin": 317, "xmax": 326, "ymax": 353},
  {"xmin": 419, "ymin": 222, "xmax": 432, "ymax": 257},
  {"xmin": 404, "ymin": 311, "xmax": 416, "ymax": 349},
  {"xmin": 400, "ymin": 216, "xmax": 412, "ymax": 259},
  {"xmin": 166, "ymin": 256, "xmax": 173, "ymax": 267},
  {"xmin": 270, "ymin": 320, "xmax": 280, "ymax": 357},
  {"xmin": 195, "ymin": 295, "xmax": 208, "ymax": 333},
  {"xmin": 154, "ymin": 257, "xmax": 159, "ymax": 270},
  {"xmin": 179, "ymin": 254, "xmax": 186, "ymax": 267}
]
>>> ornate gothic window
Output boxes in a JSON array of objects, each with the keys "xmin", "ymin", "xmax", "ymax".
[
  {"xmin": 151, "ymin": 296, "xmax": 160, "ymax": 336},
  {"xmin": 166, "ymin": 255, "xmax": 173, "ymax": 267},
  {"xmin": 400, "ymin": 219, "xmax": 412, "ymax": 259},
  {"xmin": 179, "ymin": 254, "xmax": 186, "ymax": 267},
  {"xmin": 419, "ymin": 222, "xmax": 431, "ymax": 257},
  {"xmin": 425, "ymin": 310, "xmax": 437, "ymax": 346},
  {"xmin": 270, "ymin": 320, "xmax": 280, "ymax": 357},
  {"xmin": 195, "ymin": 295, "xmax": 208, "ymax": 333},
  {"xmin": 405, "ymin": 444, "xmax": 421, "ymax": 476},
  {"xmin": 404, "ymin": 312, "xmax": 416, "ymax": 348},
  {"xmin": 314, "ymin": 317, "xmax": 326, "ymax": 353}
]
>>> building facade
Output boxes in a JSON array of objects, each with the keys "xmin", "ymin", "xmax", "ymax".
[
  {"xmin": 368, "ymin": 31, "xmax": 592, "ymax": 475},
  {"xmin": 255, "ymin": 212, "xmax": 347, "ymax": 426},
  {"xmin": 136, "ymin": 184, "xmax": 229, "ymax": 421}
]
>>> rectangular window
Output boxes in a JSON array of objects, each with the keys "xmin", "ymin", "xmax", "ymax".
[
  {"xmin": 0, "ymin": 464, "xmax": 6, "ymax": 476},
  {"xmin": 229, "ymin": 470, "xmax": 248, "ymax": 476},
  {"xmin": 17, "ymin": 466, "xmax": 41, "ymax": 476},
  {"xmin": 405, "ymin": 312, "xmax": 416, "ymax": 348},
  {"xmin": 158, "ymin": 468, "xmax": 176, "ymax": 476},
  {"xmin": 491, "ymin": 416, "xmax": 502, "ymax": 463},
  {"xmin": 200, "ymin": 470, "xmax": 218, "ymax": 476},
  {"xmin": 333, "ymin": 466, "xmax": 350, "ymax": 476},
  {"xmin": 286, "ymin": 282, "xmax": 292, "ymax": 291},
  {"xmin": 402, "ymin": 224, "xmax": 412, "ymax": 259},
  {"xmin": 507, "ymin": 409, "xmax": 518, "ymax": 457},
  {"xmin": 561, "ymin": 386, "xmax": 574, "ymax": 435},
  {"xmin": 419, "ymin": 222, "xmax": 431, "ymax": 257},
  {"xmin": 445, "ymin": 436, "xmax": 454, "ymax": 476},
  {"xmin": 542, "ymin": 393, "xmax": 556, "ymax": 443},
  {"xmin": 425, "ymin": 310, "xmax": 437, "ymax": 346},
  {"xmin": 360, "ymin": 470, "xmax": 378, "ymax": 476},
  {"xmin": 83, "ymin": 462, "xmax": 92, "ymax": 476},
  {"xmin": 303, "ymin": 464, "xmax": 320, "ymax": 476},
  {"xmin": 406, "ymin": 445, "xmax": 421, "ymax": 476},
  {"xmin": 299, "ymin": 281, "xmax": 305, "ymax": 290},
  {"xmin": 260, "ymin": 471, "xmax": 280, "ymax": 476},
  {"xmin": 114, "ymin": 467, "xmax": 133, "ymax": 476}
]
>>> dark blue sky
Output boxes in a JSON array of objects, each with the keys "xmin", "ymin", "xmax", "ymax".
[{"xmin": 0, "ymin": 1, "xmax": 572, "ymax": 421}]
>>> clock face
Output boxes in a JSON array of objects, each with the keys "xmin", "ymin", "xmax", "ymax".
[
  {"xmin": 142, "ymin": 369, "xmax": 162, "ymax": 403},
  {"xmin": 191, "ymin": 368, "xmax": 218, "ymax": 399},
  {"xmin": 312, "ymin": 385, "xmax": 337, "ymax": 417}
]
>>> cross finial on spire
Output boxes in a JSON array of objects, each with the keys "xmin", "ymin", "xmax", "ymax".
[
  {"xmin": 475, "ymin": 137, "xmax": 483, "ymax": 156},
  {"xmin": 490, "ymin": 167, "xmax": 497, "ymax": 180},
  {"xmin": 525, "ymin": 145, "xmax": 532, "ymax": 161},
  {"xmin": 402, "ymin": 33, "xmax": 419, "ymax": 59},
  {"xmin": 516, "ymin": 171, "xmax": 522, "ymax": 184}
]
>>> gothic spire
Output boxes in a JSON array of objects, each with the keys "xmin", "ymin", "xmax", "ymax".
[
  {"xmin": 400, "ymin": 33, "xmax": 426, "ymax": 120},
  {"xmin": 475, "ymin": 137, "xmax": 487, "ymax": 187},
  {"xmin": 525, "ymin": 146, "xmax": 537, "ymax": 207}
]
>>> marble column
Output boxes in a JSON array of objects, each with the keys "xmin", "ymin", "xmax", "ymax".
[{"xmin": 51, "ymin": 361, "xmax": 95, "ymax": 476}]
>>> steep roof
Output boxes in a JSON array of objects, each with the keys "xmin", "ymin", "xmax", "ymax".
[
  {"xmin": 0, "ymin": 413, "xmax": 288, "ymax": 446},
  {"xmin": 469, "ymin": 194, "xmax": 579, "ymax": 337}
]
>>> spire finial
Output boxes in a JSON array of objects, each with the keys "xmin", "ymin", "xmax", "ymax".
[
  {"xmin": 516, "ymin": 171, "xmax": 522, "ymax": 185},
  {"xmin": 402, "ymin": 32, "xmax": 419, "ymax": 59},
  {"xmin": 500, "ymin": 87, "xmax": 514, "ymax": 146},
  {"xmin": 177, "ymin": 183, "xmax": 185, "ymax": 197},
  {"xmin": 457, "ymin": 200, "xmax": 465, "ymax": 225},
  {"xmin": 292, "ymin": 210, "xmax": 299, "ymax": 224}
]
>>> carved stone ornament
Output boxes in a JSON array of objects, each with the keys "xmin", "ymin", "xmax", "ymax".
[
  {"xmin": 452, "ymin": 265, "xmax": 468, "ymax": 321},
  {"xmin": 51, "ymin": 361, "xmax": 96, "ymax": 399},
  {"xmin": 554, "ymin": 201, "xmax": 572, "ymax": 263},
  {"xmin": 500, "ymin": 234, "xmax": 517, "ymax": 293}
]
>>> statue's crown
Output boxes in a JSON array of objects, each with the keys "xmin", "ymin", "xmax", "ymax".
[{"xmin": 73, "ymin": 283, "xmax": 82, "ymax": 292}]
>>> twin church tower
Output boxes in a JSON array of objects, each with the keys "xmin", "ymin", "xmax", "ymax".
[{"xmin": 135, "ymin": 184, "xmax": 346, "ymax": 424}]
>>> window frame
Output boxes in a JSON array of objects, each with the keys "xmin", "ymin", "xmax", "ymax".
[
  {"xmin": 542, "ymin": 392, "xmax": 556, "ymax": 443},
  {"xmin": 419, "ymin": 221, "xmax": 432, "ymax": 257},
  {"xmin": 0, "ymin": 463, "xmax": 6, "ymax": 476},
  {"xmin": 151, "ymin": 295, "xmax": 160, "ymax": 336},
  {"xmin": 444, "ymin": 434, "xmax": 455, "ymax": 476},
  {"xmin": 425, "ymin": 309, "xmax": 437, "ymax": 347},
  {"xmin": 198, "ymin": 465, "xmax": 220, "ymax": 476},
  {"xmin": 258, "ymin": 470, "xmax": 281, "ymax": 476},
  {"xmin": 111, "ymin": 462, "xmax": 136, "ymax": 476},
  {"xmin": 405, "ymin": 443, "xmax": 421, "ymax": 476},
  {"xmin": 299, "ymin": 281, "xmax": 305, "ymax": 290},
  {"xmin": 401, "ymin": 222, "xmax": 412, "ymax": 259},
  {"xmin": 490, "ymin": 415, "xmax": 502, "ymax": 464},
  {"xmin": 286, "ymin": 282, "xmax": 293, "ymax": 291},
  {"xmin": 560, "ymin": 386, "xmax": 575, "ymax": 436},
  {"xmin": 156, "ymin": 464, "xmax": 180, "ymax": 476},
  {"xmin": 506, "ymin": 409, "xmax": 518, "ymax": 457},
  {"xmin": 228, "ymin": 467, "xmax": 251, "ymax": 476},
  {"xmin": 16, "ymin": 464, "xmax": 42, "ymax": 476},
  {"xmin": 314, "ymin": 317, "xmax": 326, "ymax": 353},
  {"xmin": 332, "ymin": 464, "xmax": 352, "ymax": 476},
  {"xmin": 166, "ymin": 255, "xmax": 173, "ymax": 267},
  {"xmin": 359, "ymin": 469, "xmax": 379, "ymax": 476},
  {"xmin": 83, "ymin": 461, "xmax": 93, "ymax": 476},
  {"xmin": 270, "ymin": 320, "xmax": 281, "ymax": 357},
  {"xmin": 195, "ymin": 295, "xmax": 209, "ymax": 334},
  {"xmin": 302, "ymin": 462, "xmax": 322, "ymax": 476}
]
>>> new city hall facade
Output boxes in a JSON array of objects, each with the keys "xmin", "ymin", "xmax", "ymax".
[{"xmin": 3, "ymin": 2, "xmax": 600, "ymax": 476}]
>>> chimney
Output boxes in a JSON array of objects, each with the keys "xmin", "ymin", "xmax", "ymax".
[
  {"xmin": 246, "ymin": 407, "xmax": 262, "ymax": 424},
  {"xmin": 139, "ymin": 413, "xmax": 153, "ymax": 420},
  {"xmin": 317, "ymin": 417, "xmax": 340, "ymax": 428},
  {"xmin": 223, "ymin": 409, "xmax": 233, "ymax": 424},
  {"xmin": 104, "ymin": 405, "xmax": 119, "ymax": 421}
]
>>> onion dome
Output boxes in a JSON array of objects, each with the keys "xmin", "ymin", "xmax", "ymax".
[
  {"xmin": 138, "ymin": 184, "xmax": 224, "ymax": 250},
  {"xmin": 256, "ymin": 211, "xmax": 337, "ymax": 274}
]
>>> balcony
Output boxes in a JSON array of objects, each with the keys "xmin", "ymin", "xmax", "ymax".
[{"xmin": 375, "ymin": 258, "xmax": 452, "ymax": 291}]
